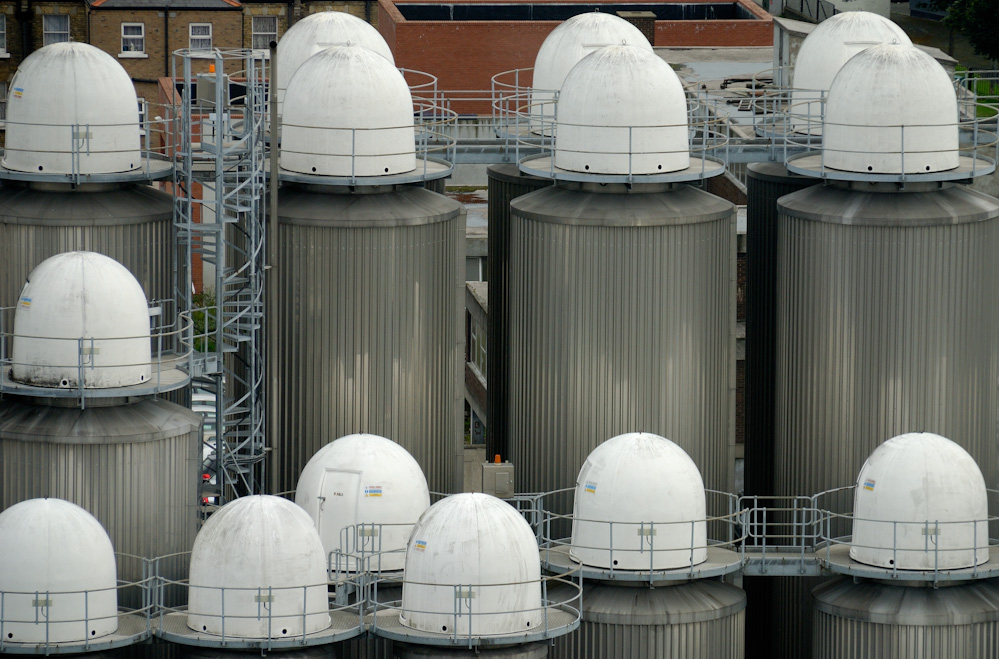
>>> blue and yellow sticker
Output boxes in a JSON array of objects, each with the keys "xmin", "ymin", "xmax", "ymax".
[
  {"xmin": 364, "ymin": 485, "xmax": 383, "ymax": 497},
  {"xmin": 863, "ymin": 478, "xmax": 876, "ymax": 492},
  {"xmin": 414, "ymin": 540, "xmax": 427, "ymax": 552},
  {"xmin": 18, "ymin": 296, "xmax": 31, "ymax": 310},
  {"xmin": 12, "ymin": 87, "xmax": 22, "ymax": 100},
  {"xmin": 584, "ymin": 481, "xmax": 597, "ymax": 494}
]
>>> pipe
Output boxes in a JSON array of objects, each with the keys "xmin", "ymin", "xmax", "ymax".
[{"xmin": 266, "ymin": 39, "xmax": 280, "ymax": 494}]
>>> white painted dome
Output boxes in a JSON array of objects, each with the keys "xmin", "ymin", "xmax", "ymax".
[
  {"xmin": 400, "ymin": 493, "xmax": 543, "ymax": 636},
  {"xmin": 276, "ymin": 11, "xmax": 394, "ymax": 111},
  {"xmin": 530, "ymin": 12, "xmax": 652, "ymax": 131},
  {"xmin": 850, "ymin": 433, "xmax": 988, "ymax": 570},
  {"xmin": 790, "ymin": 11, "xmax": 910, "ymax": 131},
  {"xmin": 555, "ymin": 45, "xmax": 689, "ymax": 175},
  {"xmin": 188, "ymin": 495, "xmax": 331, "ymax": 638},
  {"xmin": 281, "ymin": 45, "xmax": 416, "ymax": 177},
  {"xmin": 11, "ymin": 251, "xmax": 151, "ymax": 389},
  {"xmin": 295, "ymin": 433, "xmax": 430, "ymax": 571},
  {"xmin": 823, "ymin": 44, "xmax": 958, "ymax": 174},
  {"xmin": 0, "ymin": 498, "xmax": 117, "ymax": 643},
  {"xmin": 3, "ymin": 42, "xmax": 141, "ymax": 175},
  {"xmin": 570, "ymin": 432, "xmax": 707, "ymax": 570}
]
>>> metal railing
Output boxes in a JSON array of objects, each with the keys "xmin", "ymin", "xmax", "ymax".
[
  {"xmin": 368, "ymin": 571, "xmax": 581, "ymax": 647},
  {"xmin": 0, "ymin": 553, "xmax": 153, "ymax": 653},
  {"xmin": 0, "ymin": 301, "xmax": 193, "ymax": 406}
]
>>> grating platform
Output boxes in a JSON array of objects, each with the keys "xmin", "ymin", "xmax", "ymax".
[
  {"xmin": 367, "ymin": 605, "xmax": 579, "ymax": 647},
  {"xmin": 0, "ymin": 158, "xmax": 173, "ymax": 183},
  {"xmin": 819, "ymin": 543, "xmax": 999, "ymax": 582},
  {"xmin": 519, "ymin": 154, "xmax": 726, "ymax": 184},
  {"xmin": 152, "ymin": 609, "xmax": 364, "ymax": 649},
  {"xmin": 0, "ymin": 612, "xmax": 149, "ymax": 655},
  {"xmin": 0, "ymin": 360, "xmax": 190, "ymax": 399},
  {"xmin": 277, "ymin": 157, "xmax": 452, "ymax": 186},
  {"xmin": 541, "ymin": 544, "xmax": 743, "ymax": 583}
]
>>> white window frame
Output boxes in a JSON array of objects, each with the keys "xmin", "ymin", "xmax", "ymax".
[
  {"xmin": 251, "ymin": 16, "xmax": 277, "ymax": 51},
  {"xmin": 0, "ymin": 16, "xmax": 8, "ymax": 55},
  {"xmin": 190, "ymin": 22, "xmax": 212, "ymax": 51},
  {"xmin": 43, "ymin": 15, "xmax": 70, "ymax": 46},
  {"xmin": 137, "ymin": 97, "xmax": 146, "ymax": 137},
  {"xmin": 0, "ymin": 82, "xmax": 7, "ymax": 123},
  {"xmin": 120, "ymin": 22, "xmax": 146, "ymax": 57}
]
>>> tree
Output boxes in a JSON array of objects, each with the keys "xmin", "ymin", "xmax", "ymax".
[{"xmin": 931, "ymin": 0, "xmax": 999, "ymax": 63}]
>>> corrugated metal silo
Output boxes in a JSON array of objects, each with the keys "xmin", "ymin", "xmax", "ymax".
[
  {"xmin": 769, "ymin": 44, "xmax": 999, "ymax": 659},
  {"xmin": 812, "ymin": 578, "xmax": 999, "ymax": 659},
  {"xmin": 743, "ymin": 162, "xmax": 814, "ymax": 497},
  {"xmin": 394, "ymin": 643, "xmax": 548, "ymax": 658},
  {"xmin": 508, "ymin": 182, "xmax": 734, "ymax": 497},
  {"xmin": 485, "ymin": 163, "xmax": 552, "ymax": 461},
  {"xmin": 274, "ymin": 186, "xmax": 463, "ymax": 495},
  {"xmin": 273, "ymin": 45, "xmax": 464, "ymax": 495},
  {"xmin": 550, "ymin": 581, "xmax": 745, "ymax": 658}
]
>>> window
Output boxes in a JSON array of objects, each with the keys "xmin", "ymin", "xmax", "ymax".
[
  {"xmin": 0, "ymin": 16, "xmax": 7, "ymax": 54},
  {"xmin": 43, "ymin": 15, "xmax": 70, "ymax": 46},
  {"xmin": 121, "ymin": 23, "xmax": 144, "ymax": 54},
  {"xmin": 0, "ymin": 82, "xmax": 7, "ymax": 122},
  {"xmin": 190, "ymin": 23, "xmax": 212, "ymax": 51},
  {"xmin": 137, "ymin": 97, "xmax": 146, "ymax": 136},
  {"xmin": 251, "ymin": 16, "xmax": 277, "ymax": 50}
]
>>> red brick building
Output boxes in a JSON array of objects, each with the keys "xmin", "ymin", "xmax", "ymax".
[{"xmin": 378, "ymin": 0, "xmax": 772, "ymax": 112}]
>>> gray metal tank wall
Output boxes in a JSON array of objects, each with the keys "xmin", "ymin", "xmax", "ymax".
[
  {"xmin": 771, "ymin": 182, "xmax": 999, "ymax": 659},
  {"xmin": 507, "ymin": 182, "xmax": 735, "ymax": 502},
  {"xmin": 273, "ymin": 184, "xmax": 465, "ymax": 495},
  {"xmin": 551, "ymin": 581, "xmax": 745, "ymax": 658},
  {"xmin": 485, "ymin": 164, "xmax": 553, "ymax": 462},
  {"xmin": 812, "ymin": 578, "xmax": 999, "ymax": 659},
  {"xmin": 0, "ymin": 397, "xmax": 202, "ymax": 606},
  {"xmin": 0, "ymin": 182, "xmax": 176, "ymax": 308}
]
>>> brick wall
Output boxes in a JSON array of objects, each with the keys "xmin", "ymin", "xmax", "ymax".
[
  {"xmin": 32, "ymin": 2, "xmax": 87, "ymax": 47},
  {"xmin": 380, "ymin": 0, "xmax": 773, "ymax": 113},
  {"xmin": 304, "ymin": 1, "xmax": 372, "ymax": 26}
]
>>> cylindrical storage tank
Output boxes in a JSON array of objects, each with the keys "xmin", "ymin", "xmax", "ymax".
[
  {"xmin": 812, "ymin": 578, "xmax": 999, "ymax": 659},
  {"xmin": 485, "ymin": 164, "xmax": 552, "ymax": 461},
  {"xmin": 507, "ymin": 181, "xmax": 734, "ymax": 500},
  {"xmin": 400, "ymin": 493, "xmax": 543, "ymax": 636},
  {"xmin": 772, "ymin": 183, "xmax": 999, "ymax": 659},
  {"xmin": 0, "ymin": 498, "xmax": 118, "ymax": 643},
  {"xmin": 295, "ymin": 433, "xmax": 431, "ymax": 571},
  {"xmin": 0, "ymin": 182, "xmax": 175, "ymax": 310},
  {"xmin": 0, "ymin": 397, "xmax": 201, "ymax": 606},
  {"xmin": 187, "ymin": 495, "xmax": 331, "ymax": 638},
  {"xmin": 743, "ymin": 162, "xmax": 814, "ymax": 497},
  {"xmin": 274, "ymin": 185, "xmax": 463, "ymax": 495},
  {"xmin": 570, "ymin": 433, "xmax": 707, "ymax": 570},
  {"xmin": 550, "ymin": 581, "xmax": 746, "ymax": 659}
]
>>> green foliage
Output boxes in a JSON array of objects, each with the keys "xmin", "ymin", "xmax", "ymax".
[
  {"xmin": 192, "ymin": 289, "xmax": 217, "ymax": 353},
  {"xmin": 931, "ymin": 0, "xmax": 999, "ymax": 62}
]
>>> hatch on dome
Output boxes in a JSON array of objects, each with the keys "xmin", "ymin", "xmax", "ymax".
[
  {"xmin": 295, "ymin": 433, "xmax": 431, "ymax": 572},
  {"xmin": 554, "ymin": 45, "xmax": 690, "ymax": 176},
  {"xmin": 0, "ymin": 498, "xmax": 118, "ymax": 643},
  {"xmin": 187, "ymin": 495, "xmax": 331, "ymax": 638},
  {"xmin": 11, "ymin": 251, "xmax": 151, "ymax": 389},
  {"xmin": 850, "ymin": 432, "xmax": 989, "ymax": 570},
  {"xmin": 280, "ymin": 45, "xmax": 416, "ymax": 178},
  {"xmin": 400, "ymin": 493, "xmax": 543, "ymax": 636},
  {"xmin": 2, "ymin": 43, "xmax": 142, "ymax": 175},
  {"xmin": 570, "ymin": 432, "xmax": 707, "ymax": 570}
]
